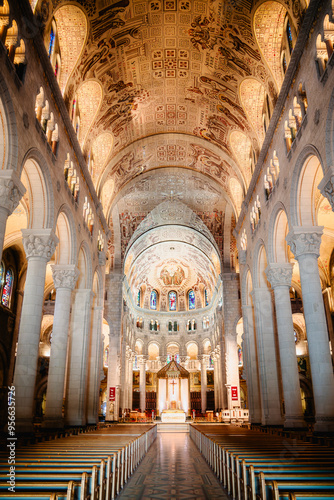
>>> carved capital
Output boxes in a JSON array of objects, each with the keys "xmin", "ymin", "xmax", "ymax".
[
  {"xmin": 0, "ymin": 170, "xmax": 26, "ymax": 214},
  {"xmin": 22, "ymin": 229, "xmax": 58, "ymax": 261},
  {"xmin": 286, "ymin": 227, "xmax": 323, "ymax": 258},
  {"xmin": 318, "ymin": 167, "xmax": 334, "ymax": 211},
  {"xmin": 52, "ymin": 265, "xmax": 79, "ymax": 290},
  {"xmin": 265, "ymin": 263, "xmax": 293, "ymax": 288}
]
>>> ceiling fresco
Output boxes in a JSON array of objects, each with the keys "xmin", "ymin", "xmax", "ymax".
[{"xmin": 33, "ymin": 0, "xmax": 307, "ymax": 309}]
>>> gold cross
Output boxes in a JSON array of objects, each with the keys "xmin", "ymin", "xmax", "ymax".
[{"xmin": 170, "ymin": 379, "xmax": 177, "ymax": 395}]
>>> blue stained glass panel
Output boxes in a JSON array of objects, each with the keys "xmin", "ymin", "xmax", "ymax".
[
  {"xmin": 188, "ymin": 289, "xmax": 195, "ymax": 309},
  {"xmin": 204, "ymin": 289, "xmax": 209, "ymax": 306},
  {"xmin": 48, "ymin": 28, "xmax": 55, "ymax": 57},
  {"xmin": 137, "ymin": 289, "xmax": 140, "ymax": 307},
  {"xmin": 150, "ymin": 290, "xmax": 157, "ymax": 310}
]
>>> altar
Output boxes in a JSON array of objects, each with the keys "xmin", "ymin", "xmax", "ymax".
[
  {"xmin": 161, "ymin": 409, "xmax": 186, "ymax": 423},
  {"xmin": 156, "ymin": 356, "xmax": 190, "ymax": 418}
]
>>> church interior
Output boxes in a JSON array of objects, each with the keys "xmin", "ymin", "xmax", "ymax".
[{"xmin": 1, "ymin": 0, "xmax": 334, "ymax": 497}]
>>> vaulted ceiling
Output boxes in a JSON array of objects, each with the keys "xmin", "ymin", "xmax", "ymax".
[{"xmin": 33, "ymin": 0, "xmax": 307, "ymax": 296}]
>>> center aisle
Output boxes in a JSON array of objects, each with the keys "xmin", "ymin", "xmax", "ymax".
[{"xmin": 118, "ymin": 431, "xmax": 229, "ymax": 499}]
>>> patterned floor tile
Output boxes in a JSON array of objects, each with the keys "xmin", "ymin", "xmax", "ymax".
[{"xmin": 118, "ymin": 433, "xmax": 229, "ymax": 499}]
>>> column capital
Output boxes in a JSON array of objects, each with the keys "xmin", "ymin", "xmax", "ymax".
[
  {"xmin": 198, "ymin": 354, "xmax": 209, "ymax": 363},
  {"xmin": 265, "ymin": 263, "xmax": 293, "ymax": 288},
  {"xmin": 318, "ymin": 166, "xmax": 334, "ymax": 210},
  {"xmin": 0, "ymin": 170, "xmax": 25, "ymax": 214},
  {"xmin": 52, "ymin": 264, "xmax": 79, "ymax": 290},
  {"xmin": 286, "ymin": 226, "xmax": 323, "ymax": 259},
  {"xmin": 138, "ymin": 354, "xmax": 148, "ymax": 365},
  {"xmin": 22, "ymin": 229, "xmax": 58, "ymax": 261}
]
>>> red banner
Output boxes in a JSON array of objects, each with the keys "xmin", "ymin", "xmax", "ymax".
[
  {"xmin": 109, "ymin": 387, "xmax": 116, "ymax": 401},
  {"xmin": 231, "ymin": 386, "xmax": 238, "ymax": 401}
]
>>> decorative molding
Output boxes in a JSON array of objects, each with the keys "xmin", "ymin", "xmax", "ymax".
[
  {"xmin": 265, "ymin": 263, "xmax": 293, "ymax": 288},
  {"xmin": 22, "ymin": 229, "xmax": 58, "ymax": 261},
  {"xmin": 0, "ymin": 170, "xmax": 26, "ymax": 214},
  {"xmin": 286, "ymin": 227, "xmax": 323, "ymax": 258},
  {"xmin": 52, "ymin": 265, "xmax": 79, "ymax": 290},
  {"xmin": 318, "ymin": 166, "xmax": 334, "ymax": 211}
]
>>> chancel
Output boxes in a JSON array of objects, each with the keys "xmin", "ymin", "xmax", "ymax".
[
  {"xmin": 157, "ymin": 356, "xmax": 190, "ymax": 422},
  {"xmin": 1, "ymin": 0, "xmax": 334, "ymax": 497}
]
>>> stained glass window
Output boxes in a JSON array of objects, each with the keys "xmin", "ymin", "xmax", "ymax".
[
  {"xmin": 238, "ymin": 346, "xmax": 243, "ymax": 366},
  {"xmin": 175, "ymin": 354, "xmax": 180, "ymax": 363},
  {"xmin": 286, "ymin": 20, "xmax": 293, "ymax": 54},
  {"xmin": 169, "ymin": 291, "xmax": 177, "ymax": 311},
  {"xmin": 137, "ymin": 289, "xmax": 141, "ymax": 307},
  {"xmin": 204, "ymin": 289, "xmax": 209, "ymax": 306},
  {"xmin": 0, "ymin": 262, "xmax": 4, "ymax": 296},
  {"xmin": 282, "ymin": 53, "xmax": 287, "ymax": 74},
  {"xmin": 104, "ymin": 346, "xmax": 109, "ymax": 367},
  {"xmin": 1, "ymin": 268, "xmax": 13, "ymax": 308},
  {"xmin": 48, "ymin": 27, "xmax": 55, "ymax": 57},
  {"xmin": 150, "ymin": 290, "xmax": 157, "ymax": 310},
  {"xmin": 167, "ymin": 354, "xmax": 172, "ymax": 363},
  {"xmin": 188, "ymin": 289, "xmax": 195, "ymax": 310}
]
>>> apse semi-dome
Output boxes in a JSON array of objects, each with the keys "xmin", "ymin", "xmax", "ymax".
[{"xmin": 123, "ymin": 201, "xmax": 221, "ymax": 312}]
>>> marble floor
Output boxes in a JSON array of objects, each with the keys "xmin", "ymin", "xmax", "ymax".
[{"xmin": 118, "ymin": 432, "xmax": 230, "ymax": 499}]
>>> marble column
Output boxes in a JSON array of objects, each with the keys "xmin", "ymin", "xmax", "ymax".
[
  {"xmin": 66, "ymin": 288, "xmax": 92, "ymax": 426},
  {"xmin": 139, "ymin": 355, "xmax": 147, "ymax": 413},
  {"xmin": 241, "ymin": 305, "xmax": 262, "ymax": 423},
  {"xmin": 251, "ymin": 287, "xmax": 283, "ymax": 425},
  {"xmin": 287, "ymin": 227, "xmax": 334, "ymax": 432},
  {"xmin": 0, "ymin": 170, "xmax": 25, "ymax": 263},
  {"xmin": 43, "ymin": 265, "xmax": 79, "ymax": 428},
  {"xmin": 266, "ymin": 263, "xmax": 306, "ymax": 428},
  {"xmin": 14, "ymin": 229, "xmax": 58, "ymax": 432},
  {"xmin": 199, "ymin": 355, "xmax": 208, "ymax": 413},
  {"xmin": 127, "ymin": 349, "xmax": 133, "ymax": 410}
]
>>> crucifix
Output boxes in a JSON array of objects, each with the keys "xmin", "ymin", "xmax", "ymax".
[{"xmin": 170, "ymin": 379, "xmax": 177, "ymax": 395}]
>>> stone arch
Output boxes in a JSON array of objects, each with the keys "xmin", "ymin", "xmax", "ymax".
[
  {"xmin": 0, "ymin": 70, "xmax": 18, "ymax": 171},
  {"xmin": 76, "ymin": 241, "xmax": 92, "ymax": 289},
  {"xmin": 253, "ymin": 240, "xmax": 269, "ymax": 288},
  {"xmin": 92, "ymin": 268, "xmax": 103, "ymax": 307},
  {"xmin": 186, "ymin": 341, "xmax": 199, "ymax": 359},
  {"xmin": 268, "ymin": 202, "xmax": 290, "ymax": 263},
  {"xmin": 202, "ymin": 338, "xmax": 212, "ymax": 354},
  {"xmin": 147, "ymin": 341, "xmax": 160, "ymax": 360},
  {"xmin": 54, "ymin": 205, "xmax": 77, "ymax": 265},
  {"xmin": 20, "ymin": 149, "xmax": 55, "ymax": 230},
  {"xmin": 135, "ymin": 339, "xmax": 144, "ymax": 355},
  {"xmin": 290, "ymin": 147, "xmax": 325, "ymax": 227},
  {"xmin": 240, "ymin": 78, "xmax": 266, "ymax": 147},
  {"xmin": 76, "ymin": 79, "xmax": 103, "ymax": 148},
  {"xmin": 243, "ymin": 268, "xmax": 253, "ymax": 306}
]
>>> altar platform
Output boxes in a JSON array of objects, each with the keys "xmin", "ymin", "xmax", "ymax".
[
  {"xmin": 157, "ymin": 422, "xmax": 189, "ymax": 432},
  {"xmin": 161, "ymin": 409, "xmax": 186, "ymax": 423}
]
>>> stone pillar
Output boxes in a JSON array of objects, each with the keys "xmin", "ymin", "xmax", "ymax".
[
  {"xmin": 14, "ymin": 229, "xmax": 58, "ymax": 432},
  {"xmin": 199, "ymin": 355, "xmax": 208, "ymax": 413},
  {"xmin": 251, "ymin": 287, "xmax": 283, "ymax": 425},
  {"xmin": 0, "ymin": 170, "xmax": 25, "ymax": 263},
  {"xmin": 265, "ymin": 263, "xmax": 306, "ymax": 428},
  {"xmin": 106, "ymin": 334, "xmax": 121, "ymax": 421},
  {"xmin": 139, "ymin": 355, "xmax": 147, "ymax": 412},
  {"xmin": 287, "ymin": 227, "xmax": 334, "ymax": 432},
  {"xmin": 127, "ymin": 349, "xmax": 133, "ymax": 410},
  {"xmin": 87, "ymin": 303, "xmax": 104, "ymax": 424},
  {"xmin": 43, "ymin": 265, "xmax": 79, "ymax": 428},
  {"xmin": 105, "ymin": 272, "xmax": 123, "ymax": 421},
  {"xmin": 225, "ymin": 333, "xmax": 241, "ymax": 409},
  {"xmin": 242, "ymin": 305, "xmax": 262, "ymax": 423},
  {"xmin": 66, "ymin": 288, "xmax": 92, "ymax": 426}
]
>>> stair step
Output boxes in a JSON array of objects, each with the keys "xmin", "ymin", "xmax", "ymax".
[{"xmin": 157, "ymin": 423, "xmax": 189, "ymax": 433}]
